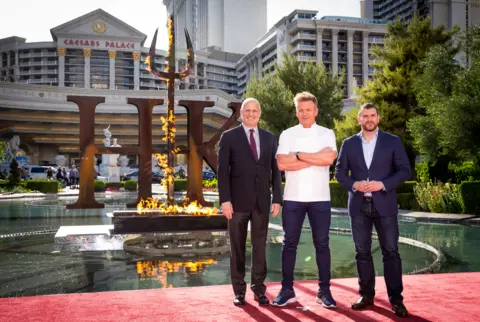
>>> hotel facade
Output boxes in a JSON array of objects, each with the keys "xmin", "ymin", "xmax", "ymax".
[{"xmin": 236, "ymin": 10, "xmax": 389, "ymax": 99}]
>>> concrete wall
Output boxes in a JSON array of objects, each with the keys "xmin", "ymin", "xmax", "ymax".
[{"xmin": 207, "ymin": 0, "xmax": 224, "ymax": 50}]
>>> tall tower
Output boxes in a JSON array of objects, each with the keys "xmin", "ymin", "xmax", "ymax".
[{"xmin": 163, "ymin": 0, "xmax": 267, "ymax": 54}]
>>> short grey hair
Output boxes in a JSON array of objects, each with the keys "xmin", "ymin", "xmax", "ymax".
[{"xmin": 241, "ymin": 98, "xmax": 261, "ymax": 111}]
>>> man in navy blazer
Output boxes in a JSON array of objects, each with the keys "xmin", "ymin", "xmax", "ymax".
[{"xmin": 335, "ymin": 103, "xmax": 411, "ymax": 317}]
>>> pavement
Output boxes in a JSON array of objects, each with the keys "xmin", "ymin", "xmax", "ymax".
[{"xmin": 0, "ymin": 187, "xmax": 478, "ymax": 224}]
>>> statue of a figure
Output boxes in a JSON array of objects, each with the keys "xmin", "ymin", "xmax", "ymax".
[
  {"xmin": 350, "ymin": 77, "xmax": 360, "ymax": 98},
  {"xmin": 4, "ymin": 136, "xmax": 20, "ymax": 163},
  {"xmin": 103, "ymin": 125, "xmax": 112, "ymax": 147}
]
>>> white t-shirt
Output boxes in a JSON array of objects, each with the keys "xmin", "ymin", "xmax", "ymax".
[{"xmin": 276, "ymin": 123, "xmax": 337, "ymax": 202}]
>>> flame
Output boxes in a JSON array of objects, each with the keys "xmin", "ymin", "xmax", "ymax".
[
  {"xmin": 145, "ymin": 55, "xmax": 152, "ymax": 72},
  {"xmin": 137, "ymin": 197, "xmax": 218, "ymax": 216}
]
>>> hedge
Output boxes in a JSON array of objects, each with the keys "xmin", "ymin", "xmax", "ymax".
[
  {"xmin": 106, "ymin": 182, "xmax": 123, "ymax": 189},
  {"xmin": 330, "ymin": 181, "xmax": 348, "ymax": 207},
  {"xmin": 460, "ymin": 181, "xmax": 480, "ymax": 214},
  {"xmin": 397, "ymin": 193, "xmax": 419, "ymax": 210},
  {"xmin": 174, "ymin": 179, "xmax": 187, "ymax": 191},
  {"xmin": 124, "ymin": 180, "xmax": 137, "ymax": 191},
  {"xmin": 397, "ymin": 181, "xmax": 417, "ymax": 194},
  {"xmin": 94, "ymin": 180, "xmax": 106, "ymax": 192},
  {"xmin": 25, "ymin": 180, "xmax": 59, "ymax": 193}
]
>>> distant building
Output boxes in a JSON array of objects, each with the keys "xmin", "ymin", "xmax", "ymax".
[
  {"xmin": 163, "ymin": 0, "xmax": 267, "ymax": 54},
  {"xmin": 236, "ymin": 10, "xmax": 389, "ymax": 98},
  {"xmin": 360, "ymin": 0, "xmax": 480, "ymax": 31}
]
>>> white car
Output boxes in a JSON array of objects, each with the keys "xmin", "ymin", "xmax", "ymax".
[{"xmin": 27, "ymin": 166, "xmax": 56, "ymax": 180}]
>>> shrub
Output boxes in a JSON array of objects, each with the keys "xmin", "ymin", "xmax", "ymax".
[
  {"xmin": 460, "ymin": 181, "xmax": 480, "ymax": 214},
  {"xmin": 203, "ymin": 178, "xmax": 218, "ymax": 188},
  {"xmin": 124, "ymin": 180, "xmax": 137, "ymax": 191},
  {"xmin": 397, "ymin": 193, "xmax": 419, "ymax": 210},
  {"xmin": 174, "ymin": 179, "xmax": 187, "ymax": 191},
  {"xmin": 94, "ymin": 180, "xmax": 106, "ymax": 192},
  {"xmin": 330, "ymin": 181, "xmax": 348, "ymax": 208},
  {"xmin": 25, "ymin": 180, "xmax": 59, "ymax": 193},
  {"xmin": 448, "ymin": 161, "xmax": 480, "ymax": 183},
  {"xmin": 397, "ymin": 181, "xmax": 417, "ymax": 193},
  {"xmin": 8, "ymin": 159, "xmax": 20, "ymax": 185},
  {"xmin": 415, "ymin": 162, "xmax": 430, "ymax": 183},
  {"xmin": 414, "ymin": 182, "xmax": 463, "ymax": 213}
]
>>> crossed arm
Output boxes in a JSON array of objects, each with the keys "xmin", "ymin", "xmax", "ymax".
[{"xmin": 277, "ymin": 147, "xmax": 337, "ymax": 171}]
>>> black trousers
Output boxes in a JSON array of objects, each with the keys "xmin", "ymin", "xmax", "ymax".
[
  {"xmin": 350, "ymin": 197, "xmax": 404, "ymax": 303},
  {"xmin": 228, "ymin": 207, "xmax": 269, "ymax": 295}
]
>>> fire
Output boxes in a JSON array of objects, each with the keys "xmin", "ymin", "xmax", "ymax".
[{"xmin": 137, "ymin": 197, "xmax": 218, "ymax": 216}]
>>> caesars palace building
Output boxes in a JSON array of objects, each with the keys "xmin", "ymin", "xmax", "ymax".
[{"xmin": 0, "ymin": 8, "xmax": 389, "ymax": 166}]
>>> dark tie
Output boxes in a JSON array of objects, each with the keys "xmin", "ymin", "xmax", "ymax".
[{"xmin": 249, "ymin": 129, "xmax": 258, "ymax": 161}]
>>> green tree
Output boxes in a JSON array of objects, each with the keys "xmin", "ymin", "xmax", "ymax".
[
  {"xmin": 335, "ymin": 16, "xmax": 459, "ymax": 163},
  {"xmin": 245, "ymin": 53, "xmax": 345, "ymax": 137},
  {"xmin": 408, "ymin": 27, "xmax": 480, "ymax": 163},
  {"xmin": 8, "ymin": 159, "xmax": 20, "ymax": 185},
  {"xmin": 0, "ymin": 141, "xmax": 5, "ymax": 163}
]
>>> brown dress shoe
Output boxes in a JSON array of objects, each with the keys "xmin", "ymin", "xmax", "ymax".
[
  {"xmin": 351, "ymin": 296, "xmax": 374, "ymax": 310},
  {"xmin": 233, "ymin": 294, "xmax": 246, "ymax": 306},
  {"xmin": 392, "ymin": 302, "xmax": 409, "ymax": 317},
  {"xmin": 254, "ymin": 293, "xmax": 270, "ymax": 305}
]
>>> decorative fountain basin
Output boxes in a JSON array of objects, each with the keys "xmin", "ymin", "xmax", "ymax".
[{"xmin": 112, "ymin": 210, "xmax": 227, "ymax": 233}]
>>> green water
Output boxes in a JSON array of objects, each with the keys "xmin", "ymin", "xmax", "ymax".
[{"xmin": 0, "ymin": 196, "xmax": 477, "ymax": 297}]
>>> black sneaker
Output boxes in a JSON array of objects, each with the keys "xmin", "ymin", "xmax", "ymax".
[
  {"xmin": 316, "ymin": 292, "xmax": 337, "ymax": 308},
  {"xmin": 272, "ymin": 289, "xmax": 297, "ymax": 307},
  {"xmin": 392, "ymin": 302, "xmax": 409, "ymax": 317}
]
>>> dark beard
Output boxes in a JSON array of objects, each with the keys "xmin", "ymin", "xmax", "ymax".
[{"xmin": 362, "ymin": 123, "xmax": 378, "ymax": 132}]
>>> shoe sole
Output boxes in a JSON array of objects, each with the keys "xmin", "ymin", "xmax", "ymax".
[
  {"xmin": 315, "ymin": 296, "xmax": 337, "ymax": 308},
  {"xmin": 272, "ymin": 297, "xmax": 297, "ymax": 307}
]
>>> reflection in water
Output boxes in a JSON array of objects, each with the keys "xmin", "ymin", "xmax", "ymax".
[{"xmin": 136, "ymin": 258, "xmax": 217, "ymax": 288}]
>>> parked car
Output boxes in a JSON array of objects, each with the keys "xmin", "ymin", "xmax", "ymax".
[
  {"xmin": 203, "ymin": 171, "xmax": 215, "ymax": 180},
  {"xmin": 27, "ymin": 166, "xmax": 57, "ymax": 180},
  {"xmin": 122, "ymin": 170, "xmax": 163, "ymax": 183}
]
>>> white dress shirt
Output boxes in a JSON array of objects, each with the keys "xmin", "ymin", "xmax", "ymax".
[
  {"xmin": 242, "ymin": 123, "xmax": 260, "ymax": 158},
  {"xmin": 360, "ymin": 129, "xmax": 378, "ymax": 197},
  {"xmin": 276, "ymin": 123, "xmax": 337, "ymax": 202}
]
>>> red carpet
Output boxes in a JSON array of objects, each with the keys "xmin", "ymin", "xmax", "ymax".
[{"xmin": 0, "ymin": 273, "xmax": 478, "ymax": 322}]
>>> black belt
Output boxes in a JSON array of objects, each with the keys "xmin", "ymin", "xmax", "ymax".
[{"xmin": 364, "ymin": 196, "xmax": 372, "ymax": 201}]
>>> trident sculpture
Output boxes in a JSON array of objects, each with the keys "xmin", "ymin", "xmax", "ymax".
[{"xmin": 145, "ymin": 14, "xmax": 195, "ymax": 206}]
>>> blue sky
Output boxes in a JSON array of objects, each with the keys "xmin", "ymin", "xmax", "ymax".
[{"xmin": 0, "ymin": 0, "xmax": 359, "ymax": 48}]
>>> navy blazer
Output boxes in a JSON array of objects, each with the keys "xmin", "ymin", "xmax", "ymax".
[
  {"xmin": 217, "ymin": 125, "xmax": 283, "ymax": 214},
  {"xmin": 334, "ymin": 130, "xmax": 411, "ymax": 217}
]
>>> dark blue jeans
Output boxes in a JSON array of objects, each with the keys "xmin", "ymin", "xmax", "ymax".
[
  {"xmin": 350, "ymin": 207, "xmax": 404, "ymax": 303},
  {"xmin": 281, "ymin": 200, "xmax": 332, "ymax": 294}
]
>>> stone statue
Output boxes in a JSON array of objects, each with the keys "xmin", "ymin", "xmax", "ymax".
[
  {"xmin": 103, "ymin": 125, "xmax": 112, "ymax": 147},
  {"xmin": 4, "ymin": 136, "xmax": 20, "ymax": 163},
  {"xmin": 350, "ymin": 77, "xmax": 360, "ymax": 98},
  {"xmin": 55, "ymin": 155, "xmax": 67, "ymax": 167}
]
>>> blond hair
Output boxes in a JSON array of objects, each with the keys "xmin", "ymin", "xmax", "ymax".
[{"xmin": 293, "ymin": 92, "xmax": 318, "ymax": 110}]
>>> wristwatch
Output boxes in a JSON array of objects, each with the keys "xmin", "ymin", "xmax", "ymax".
[{"xmin": 295, "ymin": 151, "xmax": 301, "ymax": 160}]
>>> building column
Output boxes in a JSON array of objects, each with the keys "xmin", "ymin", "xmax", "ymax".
[
  {"xmin": 57, "ymin": 48, "xmax": 66, "ymax": 87},
  {"xmin": 316, "ymin": 28, "xmax": 323, "ymax": 63},
  {"xmin": 83, "ymin": 48, "xmax": 91, "ymax": 88},
  {"xmin": 132, "ymin": 51, "xmax": 140, "ymax": 90},
  {"xmin": 347, "ymin": 30, "xmax": 354, "ymax": 97},
  {"xmin": 257, "ymin": 54, "xmax": 262, "ymax": 78},
  {"xmin": 332, "ymin": 30, "xmax": 339, "ymax": 79},
  {"xmin": 362, "ymin": 31, "xmax": 370, "ymax": 86},
  {"xmin": 108, "ymin": 50, "xmax": 116, "ymax": 89},
  {"xmin": 14, "ymin": 51, "xmax": 19, "ymax": 81},
  {"xmin": 6, "ymin": 51, "xmax": 11, "ymax": 67}
]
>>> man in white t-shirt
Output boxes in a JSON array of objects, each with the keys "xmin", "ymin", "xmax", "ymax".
[{"xmin": 272, "ymin": 92, "xmax": 338, "ymax": 309}]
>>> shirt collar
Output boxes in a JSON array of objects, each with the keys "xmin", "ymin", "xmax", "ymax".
[
  {"xmin": 298, "ymin": 122, "xmax": 317, "ymax": 129},
  {"xmin": 242, "ymin": 123, "xmax": 258, "ymax": 134},
  {"xmin": 359, "ymin": 128, "xmax": 379, "ymax": 143}
]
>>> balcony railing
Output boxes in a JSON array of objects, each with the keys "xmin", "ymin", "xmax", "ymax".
[
  {"xmin": 292, "ymin": 45, "xmax": 316, "ymax": 53},
  {"xmin": 19, "ymin": 52, "xmax": 57, "ymax": 59},
  {"xmin": 206, "ymin": 67, "xmax": 236, "ymax": 76},
  {"xmin": 19, "ymin": 69, "xmax": 58, "ymax": 76},
  {"xmin": 296, "ymin": 56, "xmax": 317, "ymax": 62},
  {"xmin": 290, "ymin": 32, "xmax": 317, "ymax": 43},
  {"xmin": 262, "ymin": 50, "xmax": 277, "ymax": 62},
  {"xmin": 368, "ymin": 37, "xmax": 384, "ymax": 44},
  {"xmin": 19, "ymin": 61, "xmax": 58, "ymax": 67}
]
